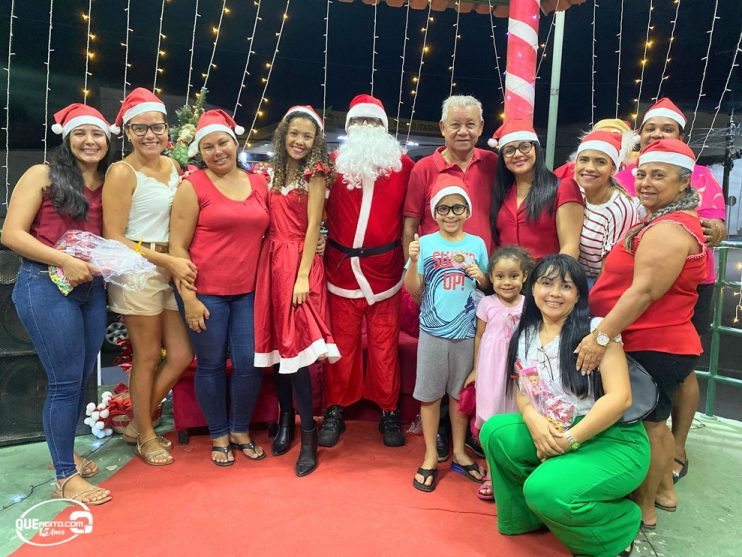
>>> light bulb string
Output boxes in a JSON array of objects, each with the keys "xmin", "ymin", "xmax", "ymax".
[
  {"xmin": 394, "ymin": 0, "xmax": 411, "ymax": 140},
  {"xmin": 614, "ymin": 0, "xmax": 624, "ymax": 118},
  {"xmin": 590, "ymin": 1, "xmax": 598, "ymax": 127},
  {"xmin": 405, "ymin": 2, "xmax": 432, "ymax": 147},
  {"xmin": 449, "ymin": 2, "xmax": 461, "ymax": 97},
  {"xmin": 3, "ymin": 0, "xmax": 17, "ymax": 206},
  {"xmin": 233, "ymin": 0, "xmax": 263, "ymax": 117},
  {"xmin": 370, "ymin": 0, "xmax": 378, "ymax": 95},
  {"xmin": 688, "ymin": 0, "xmax": 720, "ymax": 142},
  {"xmin": 654, "ymin": 0, "xmax": 681, "ymax": 101},
  {"xmin": 153, "ymin": 0, "xmax": 166, "ymax": 91},
  {"xmin": 185, "ymin": 0, "xmax": 200, "ymax": 102},
  {"xmin": 42, "ymin": 0, "xmax": 55, "ymax": 162},
  {"xmin": 487, "ymin": 0, "xmax": 505, "ymax": 103},
  {"xmin": 82, "ymin": 0, "xmax": 93, "ymax": 103},
  {"xmin": 202, "ymin": 0, "xmax": 228, "ymax": 90},
  {"xmin": 633, "ymin": 0, "xmax": 654, "ymax": 129}
]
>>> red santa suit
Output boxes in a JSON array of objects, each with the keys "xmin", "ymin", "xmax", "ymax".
[{"xmin": 324, "ymin": 155, "xmax": 414, "ymax": 410}]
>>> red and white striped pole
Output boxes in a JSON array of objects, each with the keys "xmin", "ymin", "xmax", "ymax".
[{"xmin": 504, "ymin": 0, "xmax": 540, "ymax": 124}]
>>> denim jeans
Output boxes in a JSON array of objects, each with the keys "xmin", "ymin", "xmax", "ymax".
[
  {"xmin": 12, "ymin": 259, "xmax": 107, "ymax": 479},
  {"xmin": 176, "ymin": 292, "xmax": 261, "ymax": 438}
]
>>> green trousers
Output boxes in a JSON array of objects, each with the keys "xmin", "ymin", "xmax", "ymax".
[{"xmin": 480, "ymin": 414, "xmax": 650, "ymax": 557}]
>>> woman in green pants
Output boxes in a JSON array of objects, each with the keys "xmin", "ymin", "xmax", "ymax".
[{"xmin": 480, "ymin": 255, "xmax": 649, "ymax": 557}]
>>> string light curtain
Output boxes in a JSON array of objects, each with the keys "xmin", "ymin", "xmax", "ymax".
[
  {"xmin": 487, "ymin": 0, "xmax": 505, "ymax": 107},
  {"xmin": 3, "ymin": 0, "xmax": 17, "ymax": 207},
  {"xmin": 448, "ymin": 2, "xmax": 461, "ymax": 97},
  {"xmin": 394, "ymin": 0, "xmax": 411, "ymax": 139},
  {"xmin": 687, "ymin": 0, "xmax": 720, "ymax": 142},
  {"xmin": 82, "ymin": 0, "xmax": 93, "ymax": 102},
  {"xmin": 233, "ymin": 0, "xmax": 263, "ymax": 117},
  {"xmin": 614, "ymin": 0, "xmax": 624, "ymax": 118},
  {"xmin": 321, "ymin": 0, "xmax": 331, "ymax": 120},
  {"xmin": 202, "ymin": 0, "xmax": 228, "ymax": 91},
  {"xmin": 405, "ymin": 2, "xmax": 432, "ymax": 146},
  {"xmin": 185, "ymin": 0, "xmax": 200, "ymax": 102},
  {"xmin": 370, "ymin": 0, "xmax": 379, "ymax": 95},
  {"xmin": 152, "ymin": 0, "xmax": 167, "ymax": 92},
  {"xmin": 654, "ymin": 0, "xmax": 681, "ymax": 101},
  {"xmin": 244, "ymin": 0, "xmax": 291, "ymax": 149},
  {"xmin": 632, "ymin": 0, "xmax": 654, "ymax": 126},
  {"xmin": 590, "ymin": 1, "xmax": 598, "ymax": 126},
  {"xmin": 42, "ymin": 0, "xmax": 55, "ymax": 161}
]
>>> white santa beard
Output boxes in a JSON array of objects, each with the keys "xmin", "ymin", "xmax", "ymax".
[{"xmin": 335, "ymin": 125, "xmax": 403, "ymax": 189}]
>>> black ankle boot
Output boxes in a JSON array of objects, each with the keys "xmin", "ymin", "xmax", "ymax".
[
  {"xmin": 295, "ymin": 426, "xmax": 318, "ymax": 477},
  {"xmin": 272, "ymin": 411, "xmax": 295, "ymax": 456}
]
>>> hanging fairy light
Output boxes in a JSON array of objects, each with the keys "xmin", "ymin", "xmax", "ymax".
[
  {"xmin": 632, "ymin": 0, "xmax": 655, "ymax": 125},
  {"xmin": 487, "ymin": 0, "xmax": 505, "ymax": 105},
  {"xmin": 153, "ymin": 0, "xmax": 167, "ymax": 91},
  {"xmin": 688, "ymin": 0, "xmax": 720, "ymax": 142},
  {"xmin": 82, "ymin": 0, "xmax": 94, "ymax": 102},
  {"xmin": 654, "ymin": 0, "xmax": 681, "ymax": 100},
  {"xmin": 244, "ymin": 0, "xmax": 291, "ymax": 149},
  {"xmin": 3, "ymin": 0, "xmax": 17, "ymax": 207},
  {"xmin": 536, "ymin": 15, "xmax": 555, "ymax": 78},
  {"xmin": 370, "ymin": 0, "xmax": 378, "ymax": 95},
  {"xmin": 405, "ymin": 2, "xmax": 432, "ymax": 146},
  {"xmin": 394, "ymin": 0, "xmax": 411, "ymax": 139},
  {"xmin": 232, "ymin": 0, "xmax": 262, "ymax": 117},
  {"xmin": 448, "ymin": 1, "xmax": 461, "ymax": 97},
  {"xmin": 699, "ymin": 29, "xmax": 741, "ymax": 157},
  {"xmin": 42, "ymin": 0, "xmax": 55, "ymax": 161},
  {"xmin": 185, "ymin": 0, "xmax": 200, "ymax": 102},
  {"xmin": 321, "ymin": 0, "xmax": 331, "ymax": 120},
  {"xmin": 590, "ymin": 1, "xmax": 598, "ymax": 127},
  {"xmin": 202, "ymin": 0, "xmax": 229, "ymax": 90},
  {"xmin": 614, "ymin": 0, "xmax": 624, "ymax": 118}
]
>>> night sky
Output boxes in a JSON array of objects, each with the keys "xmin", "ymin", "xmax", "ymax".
[{"xmin": 1, "ymin": 0, "xmax": 741, "ymax": 150}]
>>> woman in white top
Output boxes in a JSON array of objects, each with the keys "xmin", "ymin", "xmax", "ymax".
[
  {"xmin": 573, "ymin": 130, "xmax": 638, "ymax": 288},
  {"xmin": 103, "ymin": 88, "xmax": 195, "ymax": 466},
  {"xmin": 480, "ymin": 255, "xmax": 649, "ymax": 557}
]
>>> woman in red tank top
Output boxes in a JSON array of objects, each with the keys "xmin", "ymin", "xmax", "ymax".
[
  {"xmin": 576, "ymin": 139, "xmax": 706, "ymax": 532},
  {"xmin": 1, "ymin": 104, "xmax": 113, "ymax": 505}
]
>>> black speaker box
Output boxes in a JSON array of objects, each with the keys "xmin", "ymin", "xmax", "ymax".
[{"xmin": 0, "ymin": 247, "xmax": 97, "ymax": 446}]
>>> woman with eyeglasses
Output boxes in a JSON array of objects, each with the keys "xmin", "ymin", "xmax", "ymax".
[
  {"xmin": 102, "ymin": 88, "xmax": 195, "ymax": 466},
  {"xmin": 488, "ymin": 119, "xmax": 584, "ymax": 260}
]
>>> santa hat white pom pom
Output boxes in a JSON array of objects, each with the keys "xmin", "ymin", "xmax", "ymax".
[
  {"xmin": 234, "ymin": 125, "xmax": 245, "ymax": 135},
  {"xmin": 633, "ymin": 133, "xmax": 641, "ymax": 147},
  {"xmin": 488, "ymin": 138, "xmax": 498, "ymax": 149},
  {"xmin": 110, "ymin": 124, "xmax": 121, "ymax": 135},
  {"xmin": 51, "ymin": 123, "xmax": 64, "ymax": 135}
]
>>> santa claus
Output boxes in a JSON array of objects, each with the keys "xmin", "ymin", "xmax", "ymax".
[{"xmin": 319, "ymin": 94, "xmax": 414, "ymax": 448}]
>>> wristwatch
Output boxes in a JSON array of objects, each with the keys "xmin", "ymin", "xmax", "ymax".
[
  {"xmin": 565, "ymin": 430, "xmax": 581, "ymax": 451},
  {"xmin": 593, "ymin": 330, "xmax": 611, "ymax": 347}
]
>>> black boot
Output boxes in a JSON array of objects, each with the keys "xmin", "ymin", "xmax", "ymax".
[
  {"xmin": 295, "ymin": 427, "xmax": 318, "ymax": 477},
  {"xmin": 379, "ymin": 410, "xmax": 405, "ymax": 447},
  {"xmin": 318, "ymin": 405, "xmax": 345, "ymax": 447},
  {"xmin": 272, "ymin": 410, "xmax": 295, "ymax": 456}
]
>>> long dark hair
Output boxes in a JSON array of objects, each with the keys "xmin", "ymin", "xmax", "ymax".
[
  {"xmin": 46, "ymin": 136, "xmax": 112, "ymax": 220},
  {"xmin": 270, "ymin": 113, "xmax": 332, "ymax": 193},
  {"xmin": 490, "ymin": 142, "xmax": 559, "ymax": 245},
  {"xmin": 505, "ymin": 254, "xmax": 602, "ymax": 399}
]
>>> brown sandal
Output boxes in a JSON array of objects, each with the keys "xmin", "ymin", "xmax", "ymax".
[
  {"xmin": 136, "ymin": 435, "xmax": 173, "ymax": 466},
  {"xmin": 52, "ymin": 472, "xmax": 112, "ymax": 506},
  {"xmin": 122, "ymin": 426, "xmax": 172, "ymax": 449}
]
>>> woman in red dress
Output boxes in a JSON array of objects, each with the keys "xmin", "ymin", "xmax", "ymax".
[{"xmin": 254, "ymin": 106, "xmax": 339, "ymax": 477}]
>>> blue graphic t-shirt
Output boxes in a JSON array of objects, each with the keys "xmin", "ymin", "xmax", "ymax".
[{"xmin": 408, "ymin": 232, "xmax": 488, "ymax": 340}]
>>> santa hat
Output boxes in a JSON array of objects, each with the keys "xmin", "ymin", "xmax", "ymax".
[
  {"xmin": 188, "ymin": 109, "xmax": 245, "ymax": 158},
  {"xmin": 641, "ymin": 98, "xmax": 687, "ymax": 130},
  {"xmin": 638, "ymin": 138, "xmax": 695, "ymax": 173},
  {"xmin": 51, "ymin": 103, "xmax": 111, "ymax": 138},
  {"xmin": 488, "ymin": 118, "xmax": 539, "ymax": 149},
  {"xmin": 284, "ymin": 105, "xmax": 324, "ymax": 132},
  {"xmin": 577, "ymin": 130, "xmax": 622, "ymax": 168},
  {"xmin": 429, "ymin": 174, "xmax": 472, "ymax": 219},
  {"xmin": 110, "ymin": 87, "xmax": 167, "ymax": 134},
  {"xmin": 345, "ymin": 94, "xmax": 389, "ymax": 132}
]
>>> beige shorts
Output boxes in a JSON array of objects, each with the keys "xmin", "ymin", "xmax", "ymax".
[{"xmin": 108, "ymin": 265, "xmax": 178, "ymax": 316}]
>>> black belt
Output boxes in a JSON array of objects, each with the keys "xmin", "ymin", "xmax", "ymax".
[{"xmin": 327, "ymin": 238, "xmax": 400, "ymax": 266}]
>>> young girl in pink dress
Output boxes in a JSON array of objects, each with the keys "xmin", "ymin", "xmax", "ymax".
[
  {"xmin": 254, "ymin": 106, "xmax": 339, "ymax": 477},
  {"xmin": 464, "ymin": 245, "xmax": 534, "ymax": 499}
]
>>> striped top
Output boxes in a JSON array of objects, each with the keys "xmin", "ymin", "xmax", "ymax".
[{"xmin": 579, "ymin": 190, "xmax": 639, "ymax": 277}]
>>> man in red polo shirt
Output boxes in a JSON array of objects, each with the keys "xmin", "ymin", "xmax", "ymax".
[
  {"xmin": 402, "ymin": 95, "xmax": 497, "ymax": 461},
  {"xmin": 402, "ymin": 95, "xmax": 497, "ymax": 255}
]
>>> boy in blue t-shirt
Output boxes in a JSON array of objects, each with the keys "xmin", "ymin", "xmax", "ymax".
[{"xmin": 404, "ymin": 176, "xmax": 489, "ymax": 492}]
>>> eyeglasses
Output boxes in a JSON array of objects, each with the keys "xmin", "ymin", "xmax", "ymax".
[
  {"xmin": 348, "ymin": 117, "xmax": 383, "ymax": 127},
  {"xmin": 501, "ymin": 142, "xmax": 534, "ymax": 158},
  {"xmin": 435, "ymin": 204, "xmax": 468, "ymax": 216},
  {"xmin": 126, "ymin": 123, "xmax": 168, "ymax": 136}
]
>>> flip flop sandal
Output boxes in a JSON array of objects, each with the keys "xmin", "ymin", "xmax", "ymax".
[
  {"xmin": 672, "ymin": 457, "xmax": 688, "ymax": 484},
  {"xmin": 477, "ymin": 476, "xmax": 494, "ymax": 501},
  {"xmin": 412, "ymin": 467, "xmax": 438, "ymax": 492},
  {"xmin": 230, "ymin": 440, "xmax": 266, "ymax": 460},
  {"xmin": 451, "ymin": 461, "xmax": 485, "ymax": 483},
  {"xmin": 211, "ymin": 446, "xmax": 235, "ymax": 467},
  {"xmin": 654, "ymin": 501, "xmax": 677, "ymax": 513}
]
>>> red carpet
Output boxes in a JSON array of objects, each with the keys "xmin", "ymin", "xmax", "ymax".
[{"xmin": 14, "ymin": 421, "xmax": 568, "ymax": 556}]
